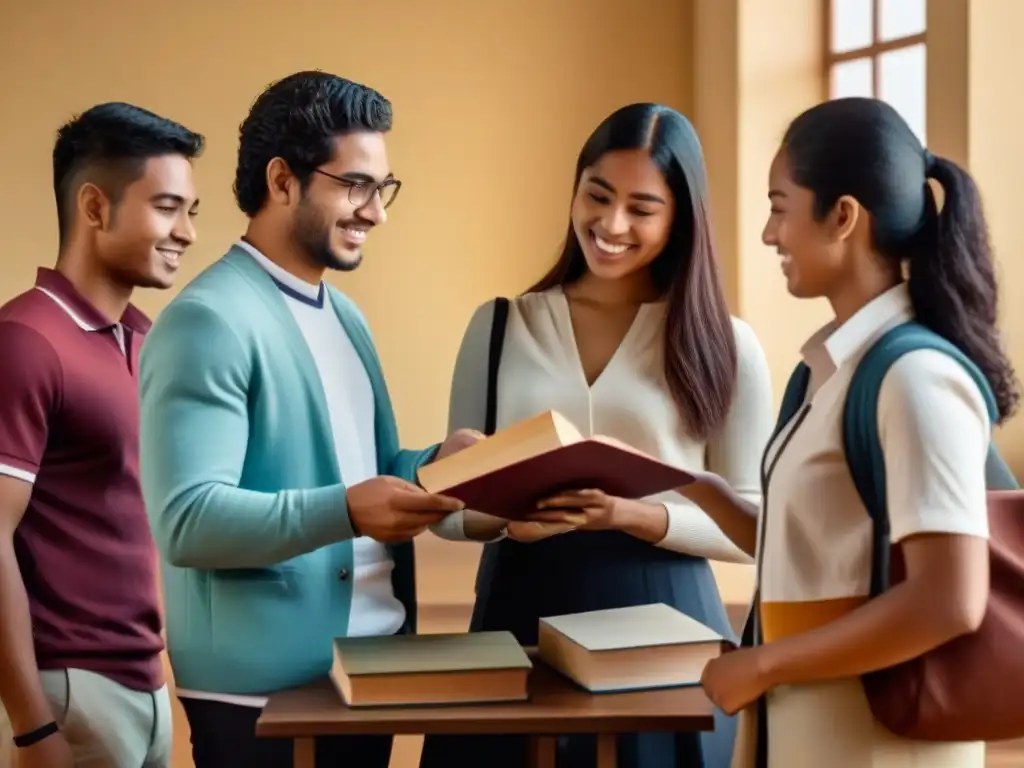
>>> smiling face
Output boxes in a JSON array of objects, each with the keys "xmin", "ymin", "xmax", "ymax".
[
  {"xmin": 292, "ymin": 131, "xmax": 392, "ymax": 273},
  {"xmin": 93, "ymin": 153, "xmax": 199, "ymax": 290},
  {"xmin": 570, "ymin": 148, "xmax": 675, "ymax": 282},
  {"xmin": 762, "ymin": 148, "xmax": 858, "ymax": 300}
]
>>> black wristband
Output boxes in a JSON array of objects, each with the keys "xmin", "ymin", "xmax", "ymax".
[{"xmin": 13, "ymin": 721, "xmax": 58, "ymax": 748}]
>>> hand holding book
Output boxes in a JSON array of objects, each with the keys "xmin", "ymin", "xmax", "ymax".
[
  {"xmin": 508, "ymin": 489, "xmax": 672, "ymax": 543},
  {"xmin": 536, "ymin": 489, "xmax": 619, "ymax": 529},
  {"xmin": 504, "ymin": 489, "xmax": 612, "ymax": 542},
  {"xmin": 346, "ymin": 477, "xmax": 464, "ymax": 543},
  {"xmin": 417, "ymin": 410, "xmax": 695, "ymax": 522}
]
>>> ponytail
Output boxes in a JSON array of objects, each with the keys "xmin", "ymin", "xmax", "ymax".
[
  {"xmin": 906, "ymin": 154, "xmax": 1020, "ymax": 423},
  {"xmin": 779, "ymin": 97, "xmax": 1020, "ymax": 423}
]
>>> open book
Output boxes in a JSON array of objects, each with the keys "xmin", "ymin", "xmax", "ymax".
[{"xmin": 417, "ymin": 410, "xmax": 695, "ymax": 521}]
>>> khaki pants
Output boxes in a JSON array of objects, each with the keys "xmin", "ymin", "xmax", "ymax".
[{"xmin": 0, "ymin": 668, "xmax": 171, "ymax": 768}]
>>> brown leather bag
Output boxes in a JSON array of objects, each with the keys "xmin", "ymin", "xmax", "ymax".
[
  {"xmin": 862, "ymin": 490, "xmax": 1024, "ymax": 741},
  {"xmin": 842, "ymin": 324, "xmax": 1024, "ymax": 742},
  {"xmin": 748, "ymin": 324, "xmax": 1024, "ymax": 758}
]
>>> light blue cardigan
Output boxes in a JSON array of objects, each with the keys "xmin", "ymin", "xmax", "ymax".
[{"xmin": 139, "ymin": 246, "xmax": 439, "ymax": 695}]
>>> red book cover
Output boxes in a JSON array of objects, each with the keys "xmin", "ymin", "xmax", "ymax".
[{"xmin": 419, "ymin": 423, "xmax": 695, "ymax": 521}]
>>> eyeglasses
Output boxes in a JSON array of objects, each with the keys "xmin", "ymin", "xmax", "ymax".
[{"xmin": 313, "ymin": 169, "xmax": 402, "ymax": 210}]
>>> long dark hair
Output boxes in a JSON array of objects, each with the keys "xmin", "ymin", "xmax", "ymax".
[
  {"xmin": 783, "ymin": 97, "xmax": 1019, "ymax": 422},
  {"xmin": 529, "ymin": 103, "xmax": 737, "ymax": 441}
]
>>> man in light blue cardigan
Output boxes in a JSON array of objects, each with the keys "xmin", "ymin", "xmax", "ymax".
[{"xmin": 138, "ymin": 71, "xmax": 499, "ymax": 768}]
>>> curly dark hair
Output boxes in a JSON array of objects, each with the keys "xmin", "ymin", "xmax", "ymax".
[
  {"xmin": 783, "ymin": 97, "xmax": 1019, "ymax": 423},
  {"xmin": 234, "ymin": 70, "xmax": 392, "ymax": 217},
  {"xmin": 52, "ymin": 102, "xmax": 204, "ymax": 244}
]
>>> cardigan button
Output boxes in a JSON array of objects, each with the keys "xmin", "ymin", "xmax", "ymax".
[{"xmin": 338, "ymin": 568, "xmax": 350, "ymax": 581}]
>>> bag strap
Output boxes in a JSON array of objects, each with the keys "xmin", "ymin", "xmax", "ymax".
[
  {"xmin": 484, "ymin": 298, "xmax": 510, "ymax": 437},
  {"xmin": 841, "ymin": 321, "xmax": 1011, "ymax": 597},
  {"xmin": 775, "ymin": 362, "xmax": 812, "ymax": 439},
  {"xmin": 985, "ymin": 443, "xmax": 1020, "ymax": 491},
  {"xmin": 741, "ymin": 361, "xmax": 813, "ymax": 648},
  {"xmin": 742, "ymin": 360, "xmax": 814, "ymax": 768}
]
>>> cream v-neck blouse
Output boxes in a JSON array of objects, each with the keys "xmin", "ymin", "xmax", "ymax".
[{"xmin": 442, "ymin": 287, "xmax": 775, "ymax": 563}]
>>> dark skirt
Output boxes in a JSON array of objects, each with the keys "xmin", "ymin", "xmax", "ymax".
[{"xmin": 419, "ymin": 530, "xmax": 737, "ymax": 768}]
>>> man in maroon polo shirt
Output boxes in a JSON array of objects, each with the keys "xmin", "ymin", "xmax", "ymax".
[{"xmin": 0, "ymin": 103, "xmax": 203, "ymax": 768}]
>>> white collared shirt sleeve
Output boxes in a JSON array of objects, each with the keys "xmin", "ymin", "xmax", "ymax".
[{"xmin": 878, "ymin": 349, "xmax": 991, "ymax": 543}]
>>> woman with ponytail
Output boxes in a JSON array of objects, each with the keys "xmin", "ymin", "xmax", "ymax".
[{"xmin": 677, "ymin": 97, "xmax": 1019, "ymax": 767}]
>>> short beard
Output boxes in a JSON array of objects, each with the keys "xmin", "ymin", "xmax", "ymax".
[{"xmin": 293, "ymin": 195, "xmax": 363, "ymax": 273}]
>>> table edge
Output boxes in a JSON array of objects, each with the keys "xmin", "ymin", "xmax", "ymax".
[{"xmin": 255, "ymin": 711, "xmax": 716, "ymax": 738}]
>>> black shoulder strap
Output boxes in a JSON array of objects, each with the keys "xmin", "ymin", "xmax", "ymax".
[
  {"xmin": 743, "ymin": 361, "xmax": 812, "ymax": 768},
  {"xmin": 484, "ymin": 298, "xmax": 510, "ymax": 436}
]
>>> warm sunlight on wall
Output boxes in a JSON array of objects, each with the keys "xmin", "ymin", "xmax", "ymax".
[
  {"xmin": 694, "ymin": 0, "xmax": 828, "ymax": 606},
  {"xmin": 927, "ymin": 0, "xmax": 1024, "ymax": 471},
  {"xmin": 696, "ymin": 0, "xmax": 1024, "ymax": 605},
  {"xmin": 0, "ymin": 2, "xmax": 694, "ymax": 766},
  {"xmin": 3, "ymin": 1, "xmax": 1023, "ymax": 765},
  {"xmin": 0, "ymin": 0, "xmax": 692, "ymax": 452}
]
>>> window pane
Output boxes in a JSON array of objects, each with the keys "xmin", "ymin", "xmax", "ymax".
[
  {"xmin": 831, "ymin": 57, "xmax": 874, "ymax": 99},
  {"xmin": 879, "ymin": 0, "xmax": 926, "ymax": 41},
  {"xmin": 831, "ymin": 0, "xmax": 874, "ymax": 54},
  {"xmin": 878, "ymin": 43, "xmax": 927, "ymax": 143}
]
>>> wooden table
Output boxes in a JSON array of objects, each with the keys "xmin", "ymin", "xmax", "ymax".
[{"xmin": 257, "ymin": 655, "xmax": 715, "ymax": 768}]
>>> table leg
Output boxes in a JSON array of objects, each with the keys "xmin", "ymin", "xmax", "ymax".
[
  {"xmin": 595, "ymin": 733, "xmax": 617, "ymax": 768},
  {"xmin": 293, "ymin": 737, "xmax": 315, "ymax": 768},
  {"xmin": 528, "ymin": 734, "xmax": 557, "ymax": 768}
]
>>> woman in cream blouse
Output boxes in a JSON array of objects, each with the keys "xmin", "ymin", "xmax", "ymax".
[
  {"xmin": 418, "ymin": 103, "xmax": 775, "ymax": 768},
  {"xmin": 686, "ymin": 98, "xmax": 1018, "ymax": 767}
]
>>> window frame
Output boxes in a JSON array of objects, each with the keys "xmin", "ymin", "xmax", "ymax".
[{"xmin": 824, "ymin": 0, "xmax": 926, "ymax": 98}]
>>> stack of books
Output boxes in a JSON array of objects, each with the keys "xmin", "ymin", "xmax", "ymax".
[
  {"xmin": 328, "ymin": 410, "xmax": 727, "ymax": 709},
  {"xmin": 329, "ymin": 603, "xmax": 728, "ymax": 707}
]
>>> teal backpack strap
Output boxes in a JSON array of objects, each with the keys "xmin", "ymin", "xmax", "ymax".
[
  {"xmin": 774, "ymin": 362, "xmax": 812, "ymax": 439},
  {"xmin": 985, "ymin": 443, "xmax": 1019, "ymax": 490},
  {"xmin": 842, "ymin": 321, "xmax": 1011, "ymax": 597}
]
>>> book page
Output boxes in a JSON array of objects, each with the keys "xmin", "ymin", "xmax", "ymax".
[
  {"xmin": 540, "ymin": 603, "xmax": 722, "ymax": 651},
  {"xmin": 419, "ymin": 410, "xmax": 580, "ymax": 491}
]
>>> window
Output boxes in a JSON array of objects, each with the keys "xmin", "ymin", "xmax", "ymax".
[{"xmin": 827, "ymin": 0, "xmax": 927, "ymax": 143}]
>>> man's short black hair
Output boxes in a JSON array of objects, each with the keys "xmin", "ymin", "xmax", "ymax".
[
  {"xmin": 52, "ymin": 102, "xmax": 204, "ymax": 244},
  {"xmin": 234, "ymin": 71, "xmax": 392, "ymax": 217}
]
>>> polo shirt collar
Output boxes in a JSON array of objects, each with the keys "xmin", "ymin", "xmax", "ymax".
[
  {"xmin": 800, "ymin": 281, "xmax": 913, "ymax": 383},
  {"xmin": 33, "ymin": 268, "xmax": 152, "ymax": 334}
]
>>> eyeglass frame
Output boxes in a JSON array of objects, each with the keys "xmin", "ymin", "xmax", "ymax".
[{"xmin": 312, "ymin": 168, "xmax": 402, "ymax": 210}]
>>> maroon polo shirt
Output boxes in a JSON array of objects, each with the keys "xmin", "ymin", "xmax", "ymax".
[{"xmin": 0, "ymin": 268, "xmax": 164, "ymax": 691}]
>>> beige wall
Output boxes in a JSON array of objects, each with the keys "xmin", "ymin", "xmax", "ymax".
[
  {"xmin": 0, "ymin": 0, "xmax": 695, "ymax": 598},
  {"xmin": 927, "ymin": 0, "xmax": 1024, "ymax": 471},
  {"xmin": 0, "ymin": 1, "xmax": 694, "ymax": 764},
  {"xmin": 0, "ymin": 0, "xmax": 692, "ymax": 451},
  {"xmin": 692, "ymin": 0, "xmax": 830, "ymax": 605},
  {"xmin": 3, "ymin": 0, "xmax": 1023, "ymax": 765},
  {"xmin": 693, "ymin": 0, "xmax": 1024, "ymax": 604},
  {"xmin": 8, "ymin": 2, "xmax": 1021, "ymax": 603}
]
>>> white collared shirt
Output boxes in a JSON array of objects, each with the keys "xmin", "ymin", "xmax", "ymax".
[{"xmin": 758, "ymin": 282, "xmax": 991, "ymax": 604}]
